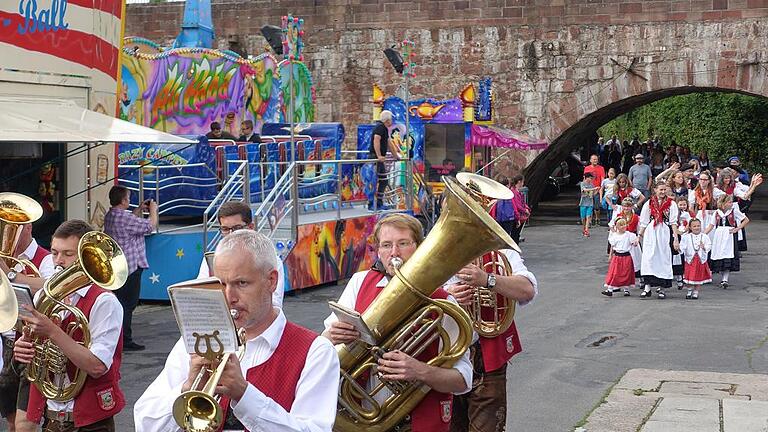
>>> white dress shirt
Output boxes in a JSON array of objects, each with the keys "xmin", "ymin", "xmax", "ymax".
[
  {"xmin": 19, "ymin": 238, "xmax": 55, "ymax": 279},
  {"xmin": 31, "ymin": 286, "xmax": 124, "ymax": 413},
  {"xmin": 134, "ymin": 310, "xmax": 339, "ymax": 432},
  {"xmin": 324, "ymin": 270, "xmax": 474, "ymax": 398},
  {"xmin": 197, "ymin": 256, "xmax": 285, "ymax": 308}
]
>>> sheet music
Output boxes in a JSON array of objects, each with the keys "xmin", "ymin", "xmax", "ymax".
[
  {"xmin": 328, "ymin": 301, "xmax": 378, "ymax": 346},
  {"xmin": 169, "ymin": 287, "xmax": 238, "ymax": 354},
  {"xmin": 12, "ymin": 283, "xmax": 33, "ymax": 319}
]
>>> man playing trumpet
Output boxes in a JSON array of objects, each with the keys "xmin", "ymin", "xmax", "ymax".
[
  {"xmin": 323, "ymin": 213, "xmax": 473, "ymax": 431},
  {"xmin": 135, "ymin": 230, "xmax": 339, "ymax": 431}
]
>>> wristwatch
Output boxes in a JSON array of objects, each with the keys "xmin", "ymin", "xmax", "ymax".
[
  {"xmin": 486, "ymin": 273, "xmax": 497, "ymax": 289},
  {"xmin": 7, "ymin": 270, "xmax": 17, "ymax": 282}
]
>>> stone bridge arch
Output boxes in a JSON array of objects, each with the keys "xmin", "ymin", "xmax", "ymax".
[{"xmin": 521, "ymin": 22, "xmax": 768, "ymax": 206}]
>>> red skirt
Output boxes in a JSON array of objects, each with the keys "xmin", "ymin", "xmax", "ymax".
[
  {"xmin": 605, "ymin": 253, "xmax": 635, "ymax": 289},
  {"xmin": 683, "ymin": 255, "xmax": 712, "ymax": 285}
]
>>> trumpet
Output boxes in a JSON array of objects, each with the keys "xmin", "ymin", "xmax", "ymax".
[{"xmin": 172, "ymin": 310, "xmax": 246, "ymax": 432}]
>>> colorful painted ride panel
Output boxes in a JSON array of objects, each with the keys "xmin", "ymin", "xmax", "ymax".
[
  {"xmin": 120, "ymin": 38, "xmax": 316, "ymax": 134},
  {"xmin": 284, "ymin": 215, "xmax": 377, "ymax": 291},
  {"xmin": 120, "ymin": 45, "xmax": 283, "ymax": 135}
]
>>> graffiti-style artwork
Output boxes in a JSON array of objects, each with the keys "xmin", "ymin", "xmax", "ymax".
[
  {"xmin": 279, "ymin": 60, "xmax": 315, "ymax": 123},
  {"xmin": 120, "ymin": 42, "xmax": 282, "ymax": 135},
  {"xmin": 285, "ymin": 216, "xmax": 377, "ymax": 291}
]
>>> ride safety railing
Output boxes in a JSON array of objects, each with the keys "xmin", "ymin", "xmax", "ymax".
[
  {"xmin": 202, "ymin": 160, "xmax": 249, "ymax": 250},
  {"xmin": 117, "ymin": 162, "xmax": 219, "ymax": 225}
]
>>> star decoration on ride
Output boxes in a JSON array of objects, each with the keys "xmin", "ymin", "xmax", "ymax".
[
  {"xmin": 149, "ymin": 273, "xmax": 160, "ymax": 284},
  {"xmin": 176, "ymin": 248, "xmax": 184, "ymax": 259}
]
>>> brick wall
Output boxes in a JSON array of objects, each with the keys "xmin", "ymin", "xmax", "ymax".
[{"xmin": 125, "ymin": 1, "xmax": 768, "ymax": 204}]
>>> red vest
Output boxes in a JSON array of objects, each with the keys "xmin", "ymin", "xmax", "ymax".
[
  {"xmin": 477, "ymin": 253, "xmax": 523, "ymax": 373},
  {"xmin": 355, "ymin": 270, "xmax": 454, "ymax": 432},
  {"xmin": 27, "ymin": 285, "xmax": 125, "ymax": 427},
  {"xmin": 23, "ymin": 244, "xmax": 50, "ymax": 276},
  {"xmin": 219, "ymin": 321, "xmax": 317, "ymax": 432}
]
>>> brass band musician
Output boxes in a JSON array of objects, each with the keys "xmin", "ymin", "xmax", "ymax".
[
  {"xmin": 134, "ymin": 230, "xmax": 340, "ymax": 431},
  {"xmin": 445, "ymin": 174, "xmax": 538, "ymax": 432},
  {"xmin": 0, "ymin": 222, "xmax": 54, "ymax": 432},
  {"xmin": 13, "ymin": 220, "xmax": 126, "ymax": 432},
  {"xmin": 323, "ymin": 213, "xmax": 473, "ymax": 431}
]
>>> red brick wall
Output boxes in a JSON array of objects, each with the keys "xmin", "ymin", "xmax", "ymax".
[{"xmin": 124, "ymin": 1, "xmax": 768, "ymax": 149}]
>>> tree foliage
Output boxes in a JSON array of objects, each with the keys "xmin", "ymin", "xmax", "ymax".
[{"xmin": 599, "ymin": 92, "xmax": 768, "ymax": 173}]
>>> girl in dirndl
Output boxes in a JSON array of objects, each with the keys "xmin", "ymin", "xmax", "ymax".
[
  {"xmin": 707, "ymin": 194, "xmax": 749, "ymax": 289},
  {"xmin": 608, "ymin": 197, "xmax": 642, "ymax": 287},
  {"xmin": 602, "ymin": 218, "xmax": 638, "ymax": 297},
  {"xmin": 671, "ymin": 197, "xmax": 692, "ymax": 289},
  {"xmin": 680, "ymin": 218, "xmax": 712, "ymax": 300}
]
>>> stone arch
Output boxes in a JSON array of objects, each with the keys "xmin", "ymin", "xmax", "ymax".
[{"xmin": 523, "ymin": 57, "xmax": 768, "ymax": 207}]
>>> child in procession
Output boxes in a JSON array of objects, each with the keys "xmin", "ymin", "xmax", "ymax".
[
  {"xmin": 601, "ymin": 168, "xmax": 618, "ymax": 224},
  {"xmin": 679, "ymin": 219, "xmax": 712, "ymax": 300},
  {"xmin": 707, "ymin": 194, "xmax": 749, "ymax": 289},
  {"xmin": 602, "ymin": 218, "xmax": 639, "ymax": 297},
  {"xmin": 579, "ymin": 172, "xmax": 598, "ymax": 237}
]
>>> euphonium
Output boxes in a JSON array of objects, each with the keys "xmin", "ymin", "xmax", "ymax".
[
  {"xmin": 334, "ymin": 176, "xmax": 517, "ymax": 432},
  {"xmin": 172, "ymin": 319, "xmax": 246, "ymax": 432},
  {"xmin": 456, "ymin": 172, "xmax": 521, "ymax": 337},
  {"xmin": 0, "ymin": 193, "xmax": 45, "ymax": 277},
  {"xmin": 26, "ymin": 231, "xmax": 128, "ymax": 401}
]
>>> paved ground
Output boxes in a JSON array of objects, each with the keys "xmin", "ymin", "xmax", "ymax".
[
  {"xmin": 576, "ymin": 369, "xmax": 768, "ymax": 432},
  {"xmin": 2, "ymin": 193, "xmax": 766, "ymax": 431}
]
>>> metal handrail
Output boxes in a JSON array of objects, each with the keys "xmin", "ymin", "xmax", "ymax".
[
  {"xmin": 254, "ymin": 161, "xmax": 296, "ymax": 236},
  {"xmin": 202, "ymin": 160, "xmax": 249, "ymax": 250}
]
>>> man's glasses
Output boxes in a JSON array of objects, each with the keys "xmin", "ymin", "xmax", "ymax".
[
  {"xmin": 220, "ymin": 224, "xmax": 247, "ymax": 234},
  {"xmin": 378, "ymin": 240, "xmax": 416, "ymax": 251}
]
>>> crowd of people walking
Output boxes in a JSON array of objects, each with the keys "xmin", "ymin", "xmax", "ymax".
[{"xmin": 578, "ymin": 136, "xmax": 763, "ymax": 300}]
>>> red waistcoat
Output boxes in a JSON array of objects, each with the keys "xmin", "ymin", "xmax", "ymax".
[
  {"xmin": 219, "ymin": 321, "xmax": 317, "ymax": 432},
  {"xmin": 23, "ymin": 244, "xmax": 50, "ymax": 276},
  {"xmin": 355, "ymin": 270, "xmax": 454, "ymax": 432},
  {"xmin": 27, "ymin": 285, "xmax": 125, "ymax": 427},
  {"xmin": 477, "ymin": 253, "xmax": 523, "ymax": 373}
]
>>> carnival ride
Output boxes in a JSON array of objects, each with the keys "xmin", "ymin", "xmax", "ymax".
[
  {"xmin": 117, "ymin": 6, "xmax": 404, "ymax": 299},
  {"xmin": 116, "ymin": 3, "xmax": 548, "ymax": 299}
]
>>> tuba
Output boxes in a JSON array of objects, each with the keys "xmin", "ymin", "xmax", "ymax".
[
  {"xmin": 456, "ymin": 172, "xmax": 520, "ymax": 337},
  {"xmin": 26, "ymin": 231, "xmax": 128, "ymax": 401},
  {"xmin": 334, "ymin": 176, "xmax": 517, "ymax": 432},
  {"xmin": 0, "ymin": 193, "xmax": 45, "ymax": 277}
]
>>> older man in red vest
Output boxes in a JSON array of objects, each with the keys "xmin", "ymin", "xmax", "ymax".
[
  {"xmin": 13, "ymin": 220, "xmax": 125, "ymax": 432},
  {"xmin": 324, "ymin": 213, "xmax": 473, "ymax": 432},
  {"xmin": 134, "ymin": 230, "xmax": 339, "ymax": 431}
]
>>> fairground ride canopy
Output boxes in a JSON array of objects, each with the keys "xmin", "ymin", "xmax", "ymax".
[{"xmin": 0, "ymin": 98, "xmax": 196, "ymax": 144}]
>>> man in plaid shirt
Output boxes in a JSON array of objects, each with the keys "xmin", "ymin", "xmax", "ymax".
[{"xmin": 103, "ymin": 185, "xmax": 158, "ymax": 351}]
